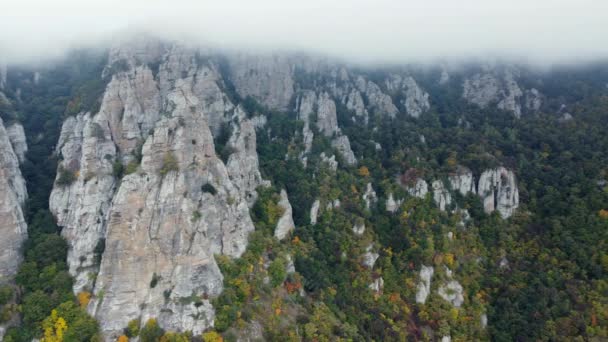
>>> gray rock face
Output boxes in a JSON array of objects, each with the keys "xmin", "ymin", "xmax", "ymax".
[
  {"xmin": 226, "ymin": 108, "xmax": 270, "ymax": 207},
  {"xmin": 416, "ymin": 265, "xmax": 434, "ymax": 304},
  {"xmin": 0, "ymin": 118, "xmax": 28, "ymax": 283},
  {"xmin": 438, "ymin": 280, "xmax": 464, "ymax": 307},
  {"xmin": 295, "ymin": 90, "xmax": 316, "ymax": 157},
  {"xmin": 432, "ymin": 180, "xmax": 452, "ymax": 211},
  {"xmin": 345, "ymin": 89, "xmax": 369, "ymax": 122},
  {"xmin": 319, "ymin": 152, "xmax": 338, "ymax": 171},
  {"xmin": 407, "ymin": 178, "xmax": 429, "ymax": 199},
  {"xmin": 50, "ymin": 112, "xmax": 118, "ymax": 292},
  {"xmin": 362, "ymin": 244, "xmax": 379, "ymax": 269},
  {"xmin": 6, "ymin": 123, "xmax": 27, "ymax": 163},
  {"xmin": 310, "ymin": 199, "xmax": 320, "ymax": 225},
  {"xmin": 316, "ymin": 92, "xmax": 339, "ymax": 137},
  {"xmin": 295, "ymin": 90, "xmax": 356, "ymax": 166},
  {"xmin": 386, "ymin": 75, "xmax": 430, "ymax": 117},
  {"xmin": 559, "ymin": 112, "xmax": 574, "ymax": 122},
  {"xmin": 463, "ymin": 73, "xmax": 501, "ymax": 108},
  {"xmin": 525, "ymin": 88, "xmax": 542, "ymax": 111},
  {"xmin": 356, "ymin": 77, "xmax": 398, "ymax": 118},
  {"xmin": 331, "ymin": 135, "xmax": 357, "ymax": 166},
  {"xmin": 463, "ymin": 68, "xmax": 541, "ymax": 117},
  {"xmin": 385, "ymin": 193, "xmax": 403, "ymax": 213},
  {"xmin": 369, "ymin": 277, "xmax": 384, "ymax": 293},
  {"xmin": 481, "ymin": 314, "xmax": 488, "ymax": 329},
  {"xmin": 228, "ymin": 54, "xmax": 294, "ymax": 111},
  {"xmin": 274, "ymin": 189, "xmax": 295, "ymax": 240},
  {"xmin": 478, "ymin": 167, "xmax": 519, "ymax": 218},
  {"xmin": 352, "ymin": 221, "xmax": 365, "ymax": 235},
  {"xmin": 326, "ymin": 199, "xmax": 340, "ymax": 210},
  {"xmin": 448, "ymin": 167, "xmax": 476, "ymax": 196},
  {"xmin": 50, "ymin": 42, "xmax": 266, "ymax": 339},
  {"xmin": 362, "ymin": 183, "xmax": 377, "ymax": 209}
]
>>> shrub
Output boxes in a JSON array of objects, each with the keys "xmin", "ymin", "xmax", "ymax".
[
  {"xmin": 125, "ymin": 160, "xmax": 139, "ymax": 175},
  {"xmin": 160, "ymin": 152, "xmax": 179, "ymax": 176},
  {"xmin": 150, "ymin": 273, "xmax": 161, "ymax": 288},
  {"xmin": 192, "ymin": 210, "xmax": 202, "ymax": 222},
  {"xmin": 268, "ymin": 257, "xmax": 287, "ymax": 287},
  {"xmin": 113, "ymin": 161, "xmax": 124, "ymax": 178},
  {"xmin": 202, "ymin": 330, "xmax": 223, "ymax": 342},
  {"xmin": 77, "ymin": 291, "xmax": 91, "ymax": 308},
  {"xmin": 140, "ymin": 318, "xmax": 164, "ymax": 342},
  {"xmin": 125, "ymin": 319, "xmax": 141, "ymax": 338},
  {"xmin": 56, "ymin": 166, "xmax": 77, "ymax": 186},
  {"xmin": 0, "ymin": 286, "xmax": 13, "ymax": 306}
]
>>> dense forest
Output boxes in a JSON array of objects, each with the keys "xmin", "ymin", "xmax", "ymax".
[{"xmin": 0, "ymin": 51, "xmax": 606, "ymax": 342}]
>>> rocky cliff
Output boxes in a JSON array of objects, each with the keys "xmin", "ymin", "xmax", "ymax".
[
  {"xmin": 401, "ymin": 165, "xmax": 519, "ymax": 218},
  {"xmin": 462, "ymin": 66, "xmax": 542, "ymax": 117},
  {"xmin": 0, "ymin": 118, "xmax": 27, "ymax": 283},
  {"xmin": 49, "ymin": 41, "xmax": 268, "ymax": 339}
]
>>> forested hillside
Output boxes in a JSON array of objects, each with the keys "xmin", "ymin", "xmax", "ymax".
[{"xmin": 0, "ymin": 41, "xmax": 606, "ymax": 342}]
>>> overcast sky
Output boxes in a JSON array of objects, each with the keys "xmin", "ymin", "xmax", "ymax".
[{"xmin": 1, "ymin": 0, "xmax": 607, "ymax": 65}]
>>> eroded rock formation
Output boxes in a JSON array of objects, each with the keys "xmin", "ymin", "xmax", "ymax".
[
  {"xmin": 0, "ymin": 118, "xmax": 27, "ymax": 283},
  {"xmin": 478, "ymin": 167, "xmax": 519, "ymax": 218},
  {"xmin": 462, "ymin": 67, "xmax": 542, "ymax": 117},
  {"xmin": 49, "ymin": 41, "xmax": 267, "ymax": 339}
]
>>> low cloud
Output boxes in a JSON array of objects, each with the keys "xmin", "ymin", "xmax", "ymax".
[{"xmin": 1, "ymin": 0, "xmax": 607, "ymax": 65}]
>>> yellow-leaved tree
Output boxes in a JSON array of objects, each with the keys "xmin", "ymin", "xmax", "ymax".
[
  {"xmin": 42, "ymin": 309, "xmax": 68, "ymax": 342},
  {"xmin": 202, "ymin": 330, "xmax": 223, "ymax": 342}
]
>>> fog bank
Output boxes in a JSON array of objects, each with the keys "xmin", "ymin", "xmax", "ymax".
[{"xmin": 1, "ymin": 0, "xmax": 607, "ymax": 65}]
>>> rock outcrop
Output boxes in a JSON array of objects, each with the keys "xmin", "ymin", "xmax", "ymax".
[
  {"xmin": 448, "ymin": 167, "xmax": 476, "ymax": 196},
  {"xmin": 228, "ymin": 54, "xmax": 294, "ymax": 111},
  {"xmin": 319, "ymin": 152, "xmax": 338, "ymax": 171},
  {"xmin": 362, "ymin": 183, "xmax": 377, "ymax": 209},
  {"xmin": 331, "ymin": 135, "xmax": 357, "ymax": 166},
  {"xmin": 385, "ymin": 193, "xmax": 403, "ymax": 213},
  {"xmin": 352, "ymin": 221, "xmax": 365, "ymax": 235},
  {"xmin": 432, "ymin": 180, "xmax": 452, "ymax": 211},
  {"xmin": 6, "ymin": 123, "xmax": 27, "ymax": 163},
  {"xmin": 478, "ymin": 167, "xmax": 519, "ymax": 218},
  {"xmin": 356, "ymin": 77, "xmax": 399, "ymax": 118},
  {"xmin": 49, "ymin": 112, "xmax": 118, "ymax": 292},
  {"xmin": 310, "ymin": 199, "xmax": 320, "ymax": 225},
  {"xmin": 49, "ymin": 42, "xmax": 266, "ymax": 339},
  {"xmin": 0, "ymin": 118, "xmax": 28, "ymax": 283},
  {"xmin": 462, "ymin": 67, "xmax": 541, "ymax": 117},
  {"xmin": 407, "ymin": 178, "xmax": 429, "ymax": 199},
  {"xmin": 369, "ymin": 277, "xmax": 384, "ymax": 293},
  {"xmin": 362, "ymin": 244, "xmax": 379, "ymax": 269},
  {"xmin": 385, "ymin": 75, "xmax": 430, "ymax": 117},
  {"xmin": 226, "ymin": 108, "xmax": 270, "ymax": 206},
  {"xmin": 345, "ymin": 89, "xmax": 368, "ymax": 122},
  {"xmin": 315, "ymin": 92, "xmax": 339, "ymax": 136},
  {"xmin": 416, "ymin": 265, "xmax": 434, "ymax": 304},
  {"xmin": 295, "ymin": 90, "xmax": 357, "ymax": 166},
  {"xmin": 274, "ymin": 189, "xmax": 295, "ymax": 240},
  {"xmin": 438, "ymin": 280, "xmax": 464, "ymax": 307}
]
